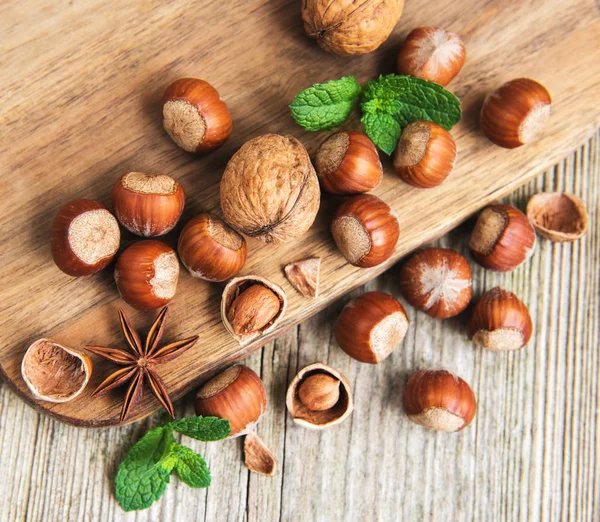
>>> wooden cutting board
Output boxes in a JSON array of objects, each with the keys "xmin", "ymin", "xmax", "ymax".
[{"xmin": 1, "ymin": 0, "xmax": 598, "ymax": 428}]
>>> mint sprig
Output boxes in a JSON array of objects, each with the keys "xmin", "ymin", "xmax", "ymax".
[
  {"xmin": 289, "ymin": 74, "xmax": 462, "ymax": 155},
  {"xmin": 289, "ymin": 76, "xmax": 361, "ymax": 131},
  {"xmin": 115, "ymin": 416, "xmax": 230, "ymax": 512}
]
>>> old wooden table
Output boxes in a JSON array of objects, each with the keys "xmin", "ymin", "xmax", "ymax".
[{"xmin": 0, "ymin": 133, "xmax": 597, "ymax": 521}]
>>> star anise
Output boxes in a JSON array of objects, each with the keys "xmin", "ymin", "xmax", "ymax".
[{"xmin": 86, "ymin": 307, "xmax": 198, "ymax": 422}]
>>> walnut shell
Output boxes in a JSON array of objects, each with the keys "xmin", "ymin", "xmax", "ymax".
[
  {"xmin": 21, "ymin": 339, "xmax": 92, "ymax": 403},
  {"xmin": 221, "ymin": 276, "xmax": 288, "ymax": 344},
  {"xmin": 220, "ymin": 135, "xmax": 320, "ymax": 244},
  {"xmin": 302, "ymin": 0, "xmax": 404, "ymax": 56}
]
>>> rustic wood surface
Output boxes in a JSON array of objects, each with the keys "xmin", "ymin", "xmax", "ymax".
[
  {"xmin": 0, "ymin": 133, "xmax": 598, "ymax": 521},
  {"xmin": 0, "ymin": 0, "xmax": 599, "ymax": 426}
]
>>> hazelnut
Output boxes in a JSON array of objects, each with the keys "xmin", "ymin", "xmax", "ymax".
[
  {"xmin": 162, "ymin": 78, "xmax": 232, "ymax": 153},
  {"xmin": 178, "ymin": 213, "xmax": 247, "ymax": 282},
  {"xmin": 21, "ymin": 339, "xmax": 92, "ymax": 403},
  {"xmin": 286, "ymin": 363, "xmax": 353, "ymax": 429},
  {"xmin": 467, "ymin": 287, "xmax": 533, "ymax": 351},
  {"xmin": 394, "ymin": 121, "xmax": 457, "ymax": 188},
  {"xmin": 403, "ymin": 369, "xmax": 477, "ymax": 432},
  {"xmin": 314, "ymin": 131, "xmax": 382, "ymax": 195},
  {"xmin": 526, "ymin": 192, "xmax": 588, "ymax": 242},
  {"xmin": 244, "ymin": 432, "xmax": 277, "ymax": 477},
  {"xmin": 335, "ymin": 291, "xmax": 408, "ymax": 363},
  {"xmin": 396, "ymin": 27, "xmax": 466, "ymax": 86},
  {"xmin": 220, "ymin": 134, "xmax": 320, "ymax": 244},
  {"xmin": 298, "ymin": 374, "xmax": 340, "ymax": 411},
  {"xmin": 51, "ymin": 199, "xmax": 120, "ymax": 277},
  {"xmin": 331, "ymin": 194, "xmax": 400, "ymax": 268},
  {"xmin": 284, "ymin": 257, "xmax": 321, "ymax": 298},
  {"xmin": 115, "ymin": 240, "xmax": 179, "ymax": 310},
  {"xmin": 221, "ymin": 276, "xmax": 287, "ymax": 344},
  {"xmin": 302, "ymin": 0, "xmax": 404, "ymax": 55},
  {"xmin": 399, "ymin": 247, "xmax": 472, "ymax": 318},
  {"xmin": 112, "ymin": 172, "xmax": 185, "ymax": 237},
  {"xmin": 480, "ymin": 78, "xmax": 551, "ymax": 149},
  {"xmin": 469, "ymin": 204, "xmax": 536, "ymax": 272},
  {"xmin": 195, "ymin": 365, "xmax": 266, "ymax": 437}
]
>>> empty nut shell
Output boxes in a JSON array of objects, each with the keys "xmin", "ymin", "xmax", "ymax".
[{"xmin": 526, "ymin": 192, "xmax": 588, "ymax": 242}]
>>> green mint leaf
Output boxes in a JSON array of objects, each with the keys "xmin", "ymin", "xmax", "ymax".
[
  {"xmin": 290, "ymin": 76, "xmax": 361, "ymax": 131},
  {"xmin": 360, "ymin": 74, "xmax": 462, "ymax": 154},
  {"xmin": 169, "ymin": 416, "xmax": 231, "ymax": 442},
  {"xmin": 361, "ymin": 112, "xmax": 402, "ymax": 156},
  {"xmin": 171, "ymin": 444, "xmax": 211, "ymax": 488},
  {"xmin": 115, "ymin": 427, "xmax": 176, "ymax": 512}
]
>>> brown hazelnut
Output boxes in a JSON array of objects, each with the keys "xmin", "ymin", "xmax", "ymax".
[
  {"xmin": 284, "ymin": 257, "xmax": 321, "ymax": 298},
  {"xmin": 220, "ymin": 134, "xmax": 320, "ymax": 244},
  {"xmin": 178, "ymin": 213, "xmax": 247, "ymax": 282},
  {"xmin": 244, "ymin": 432, "xmax": 277, "ymax": 477},
  {"xmin": 467, "ymin": 287, "xmax": 533, "ymax": 351},
  {"xmin": 335, "ymin": 291, "xmax": 408, "ymax": 363},
  {"xmin": 480, "ymin": 78, "xmax": 551, "ymax": 149},
  {"xmin": 469, "ymin": 204, "xmax": 536, "ymax": 272},
  {"xmin": 115, "ymin": 240, "xmax": 179, "ymax": 310},
  {"xmin": 21, "ymin": 339, "xmax": 92, "ymax": 403},
  {"xmin": 314, "ymin": 131, "xmax": 382, "ymax": 195},
  {"xmin": 221, "ymin": 276, "xmax": 287, "ymax": 344},
  {"xmin": 526, "ymin": 192, "xmax": 588, "ymax": 242},
  {"xmin": 286, "ymin": 363, "xmax": 353, "ymax": 429},
  {"xmin": 331, "ymin": 194, "xmax": 400, "ymax": 267},
  {"xmin": 403, "ymin": 369, "xmax": 477, "ymax": 432},
  {"xmin": 195, "ymin": 365, "xmax": 266, "ymax": 437},
  {"xmin": 162, "ymin": 78, "xmax": 232, "ymax": 153},
  {"xmin": 112, "ymin": 172, "xmax": 185, "ymax": 237},
  {"xmin": 394, "ymin": 121, "xmax": 457, "ymax": 188},
  {"xmin": 399, "ymin": 248, "xmax": 472, "ymax": 318},
  {"xmin": 396, "ymin": 27, "xmax": 466, "ymax": 86},
  {"xmin": 51, "ymin": 199, "xmax": 120, "ymax": 277},
  {"xmin": 302, "ymin": 0, "xmax": 404, "ymax": 55}
]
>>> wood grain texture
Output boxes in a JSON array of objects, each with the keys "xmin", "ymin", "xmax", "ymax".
[
  {"xmin": 0, "ymin": 0, "xmax": 599, "ymax": 427},
  {"xmin": 0, "ymin": 132, "xmax": 597, "ymax": 521}
]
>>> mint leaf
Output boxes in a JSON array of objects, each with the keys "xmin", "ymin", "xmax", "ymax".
[
  {"xmin": 290, "ymin": 76, "xmax": 361, "ymax": 131},
  {"xmin": 360, "ymin": 74, "xmax": 462, "ymax": 154},
  {"xmin": 169, "ymin": 416, "xmax": 231, "ymax": 441},
  {"xmin": 115, "ymin": 427, "xmax": 176, "ymax": 511},
  {"xmin": 172, "ymin": 444, "xmax": 211, "ymax": 488}
]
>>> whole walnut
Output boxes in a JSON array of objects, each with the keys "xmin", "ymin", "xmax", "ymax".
[
  {"xmin": 302, "ymin": 0, "xmax": 404, "ymax": 56},
  {"xmin": 220, "ymin": 134, "xmax": 320, "ymax": 244}
]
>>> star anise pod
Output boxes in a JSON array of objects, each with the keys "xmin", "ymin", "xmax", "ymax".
[{"xmin": 86, "ymin": 307, "xmax": 198, "ymax": 422}]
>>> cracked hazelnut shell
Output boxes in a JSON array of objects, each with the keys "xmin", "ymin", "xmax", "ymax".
[
  {"xmin": 335, "ymin": 291, "xmax": 408, "ymax": 363},
  {"xmin": 21, "ymin": 339, "xmax": 92, "ymax": 403},
  {"xmin": 115, "ymin": 240, "xmax": 179, "ymax": 310},
  {"xmin": 162, "ymin": 78, "xmax": 232, "ymax": 153},
  {"xmin": 221, "ymin": 276, "xmax": 287, "ymax": 344},
  {"xmin": 51, "ymin": 199, "xmax": 120, "ymax": 277},
  {"xmin": 399, "ymin": 248, "xmax": 472, "ymax": 318},
  {"xmin": 480, "ymin": 78, "xmax": 551, "ymax": 149},
  {"xmin": 220, "ymin": 134, "xmax": 320, "ymax": 244},
  {"xmin": 315, "ymin": 131, "xmax": 382, "ymax": 195},
  {"xmin": 302, "ymin": 0, "xmax": 404, "ymax": 55},
  {"xmin": 178, "ymin": 213, "xmax": 247, "ymax": 282},
  {"xmin": 403, "ymin": 369, "xmax": 476, "ymax": 432},
  {"xmin": 284, "ymin": 257, "xmax": 321, "ymax": 298},
  {"xmin": 331, "ymin": 194, "xmax": 400, "ymax": 267},
  {"xmin": 286, "ymin": 363, "xmax": 353, "ymax": 430},
  {"xmin": 469, "ymin": 204, "xmax": 536, "ymax": 272},
  {"xmin": 112, "ymin": 172, "xmax": 185, "ymax": 237},
  {"xmin": 526, "ymin": 192, "xmax": 588, "ymax": 242},
  {"xmin": 467, "ymin": 287, "xmax": 533, "ymax": 351}
]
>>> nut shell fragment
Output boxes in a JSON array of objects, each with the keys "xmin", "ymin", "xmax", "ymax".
[
  {"xmin": 21, "ymin": 339, "xmax": 92, "ymax": 403},
  {"xmin": 221, "ymin": 276, "xmax": 287, "ymax": 344},
  {"xmin": 526, "ymin": 192, "xmax": 588, "ymax": 242},
  {"xmin": 244, "ymin": 433, "xmax": 277, "ymax": 477},
  {"xmin": 286, "ymin": 362, "xmax": 353, "ymax": 429},
  {"xmin": 284, "ymin": 257, "xmax": 321, "ymax": 298}
]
